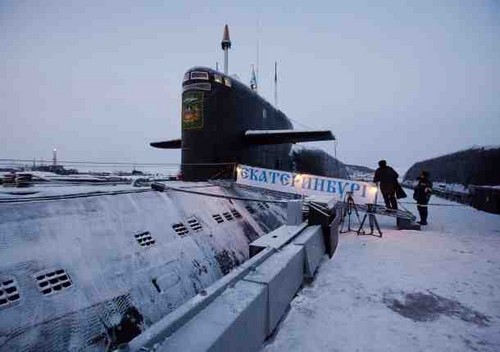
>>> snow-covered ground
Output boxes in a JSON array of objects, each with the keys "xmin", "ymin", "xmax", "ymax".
[{"xmin": 264, "ymin": 199, "xmax": 500, "ymax": 352}]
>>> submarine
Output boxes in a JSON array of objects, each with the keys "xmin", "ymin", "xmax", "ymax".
[
  {"xmin": 151, "ymin": 24, "xmax": 335, "ymax": 181},
  {"xmin": 0, "ymin": 25, "xmax": 340, "ymax": 351}
]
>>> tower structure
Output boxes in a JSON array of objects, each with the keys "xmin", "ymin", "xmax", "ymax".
[
  {"xmin": 221, "ymin": 24, "xmax": 231, "ymax": 74},
  {"xmin": 52, "ymin": 148, "xmax": 57, "ymax": 166}
]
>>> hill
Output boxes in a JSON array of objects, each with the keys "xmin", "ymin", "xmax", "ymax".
[
  {"xmin": 404, "ymin": 147, "xmax": 500, "ymax": 186},
  {"xmin": 291, "ymin": 147, "xmax": 349, "ymax": 179}
]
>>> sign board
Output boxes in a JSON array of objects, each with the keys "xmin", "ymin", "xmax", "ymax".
[
  {"xmin": 236, "ymin": 164, "xmax": 378, "ymax": 205},
  {"xmin": 182, "ymin": 91, "xmax": 204, "ymax": 129}
]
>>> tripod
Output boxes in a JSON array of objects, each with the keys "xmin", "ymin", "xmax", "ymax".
[
  {"xmin": 357, "ymin": 203, "xmax": 383, "ymax": 237},
  {"xmin": 340, "ymin": 192, "xmax": 361, "ymax": 234}
]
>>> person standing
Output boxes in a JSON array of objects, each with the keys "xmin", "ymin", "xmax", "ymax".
[
  {"xmin": 413, "ymin": 171, "xmax": 433, "ymax": 225},
  {"xmin": 373, "ymin": 160, "xmax": 399, "ymax": 209}
]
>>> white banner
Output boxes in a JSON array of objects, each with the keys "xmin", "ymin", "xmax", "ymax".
[{"xmin": 236, "ymin": 164, "xmax": 378, "ymax": 204}]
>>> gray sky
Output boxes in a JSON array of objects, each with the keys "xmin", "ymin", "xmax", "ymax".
[{"xmin": 1, "ymin": 0, "xmax": 499, "ymax": 173}]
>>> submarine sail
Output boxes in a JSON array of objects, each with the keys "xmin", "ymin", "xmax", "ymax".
[{"xmin": 151, "ymin": 25, "xmax": 335, "ymax": 181}]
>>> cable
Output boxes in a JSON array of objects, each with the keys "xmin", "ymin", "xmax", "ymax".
[
  {"xmin": 151, "ymin": 182, "xmax": 288, "ymax": 204},
  {"xmin": 397, "ymin": 201, "xmax": 468, "ymax": 207},
  {"xmin": 288, "ymin": 117, "xmax": 314, "ymax": 131},
  {"xmin": 0, "ymin": 159, "xmax": 235, "ymax": 167}
]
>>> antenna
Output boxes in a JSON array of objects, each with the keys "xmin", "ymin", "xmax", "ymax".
[
  {"xmin": 256, "ymin": 19, "xmax": 261, "ymax": 92},
  {"xmin": 274, "ymin": 61, "xmax": 278, "ymax": 108},
  {"xmin": 221, "ymin": 24, "xmax": 232, "ymax": 75},
  {"xmin": 216, "ymin": 62, "xmax": 219, "ymax": 71}
]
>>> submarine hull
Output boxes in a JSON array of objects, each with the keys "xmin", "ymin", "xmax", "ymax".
[{"xmin": 0, "ymin": 183, "xmax": 291, "ymax": 350}]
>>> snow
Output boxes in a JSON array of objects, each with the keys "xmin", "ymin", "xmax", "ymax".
[
  {"xmin": 264, "ymin": 199, "xmax": 500, "ymax": 352},
  {"xmin": 434, "ymin": 182, "xmax": 470, "ymax": 195},
  {"xmin": 473, "ymin": 185, "xmax": 500, "ymax": 190},
  {"xmin": 0, "ymin": 183, "xmax": 143, "ymax": 199},
  {"xmin": 246, "ymin": 129, "xmax": 312, "ymax": 135},
  {"xmin": 0, "ymin": 179, "xmax": 183, "ymax": 200}
]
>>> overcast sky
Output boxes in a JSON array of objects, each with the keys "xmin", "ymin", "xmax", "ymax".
[{"xmin": 1, "ymin": 0, "xmax": 499, "ymax": 173}]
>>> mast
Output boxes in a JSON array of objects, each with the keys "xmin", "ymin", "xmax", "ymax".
[
  {"xmin": 250, "ymin": 64, "xmax": 258, "ymax": 92},
  {"xmin": 52, "ymin": 148, "xmax": 57, "ymax": 166},
  {"xmin": 221, "ymin": 24, "xmax": 231, "ymax": 75}
]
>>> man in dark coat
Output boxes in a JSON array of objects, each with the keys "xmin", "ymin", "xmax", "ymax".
[
  {"xmin": 413, "ymin": 171, "xmax": 433, "ymax": 225},
  {"xmin": 373, "ymin": 160, "xmax": 399, "ymax": 209}
]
